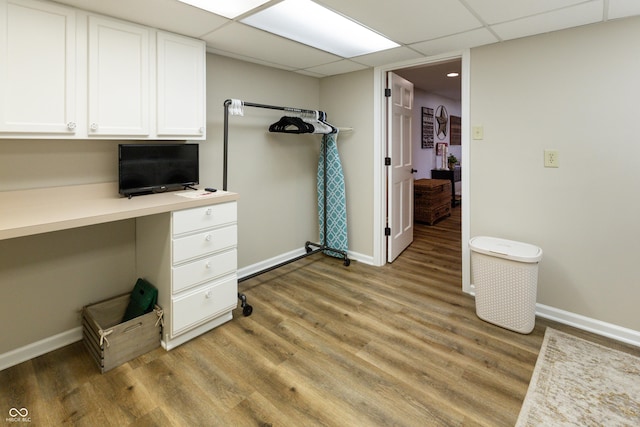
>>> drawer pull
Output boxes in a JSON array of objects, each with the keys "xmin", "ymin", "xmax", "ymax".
[
  {"xmin": 205, "ymin": 261, "xmax": 211, "ymax": 269},
  {"xmin": 205, "ymin": 234, "xmax": 211, "ymax": 242},
  {"xmin": 205, "ymin": 208, "xmax": 212, "ymax": 216},
  {"xmin": 205, "ymin": 290, "xmax": 212, "ymax": 299}
]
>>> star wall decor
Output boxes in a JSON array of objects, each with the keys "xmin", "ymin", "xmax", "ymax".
[{"xmin": 435, "ymin": 105, "xmax": 448, "ymax": 140}]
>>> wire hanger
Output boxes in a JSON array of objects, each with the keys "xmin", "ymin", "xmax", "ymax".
[
  {"xmin": 268, "ymin": 116, "xmax": 314, "ymax": 133},
  {"xmin": 269, "ymin": 110, "xmax": 337, "ymax": 135}
]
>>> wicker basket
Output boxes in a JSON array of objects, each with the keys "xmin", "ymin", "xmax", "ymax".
[
  {"xmin": 414, "ymin": 179, "xmax": 451, "ymax": 225},
  {"xmin": 82, "ymin": 293, "xmax": 163, "ymax": 373},
  {"xmin": 471, "ymin": 252, "xmax": 539, "ymax": 334}
]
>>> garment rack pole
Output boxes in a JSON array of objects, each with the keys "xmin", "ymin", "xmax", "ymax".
[
  {"xmin": 223, "ymin": 99, "xmax": 350, "ymax": 315},
  {"xmin": 223, "ymin": 101, "xmax": 319, "ymax": 192}
]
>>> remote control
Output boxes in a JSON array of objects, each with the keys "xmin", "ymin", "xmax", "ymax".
[{"xmin": 205, "ymin": 187, "xmax": 217, "ymax": 192}]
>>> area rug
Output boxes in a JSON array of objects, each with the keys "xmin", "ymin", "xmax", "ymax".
[{"xmin": 516, "ymin": 328, "xmax": 640, "ymax": 426}]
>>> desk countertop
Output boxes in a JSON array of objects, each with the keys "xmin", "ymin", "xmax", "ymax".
[{"xmin": 0, "ymin": 182, "xmax": 239, "ymax": 241}]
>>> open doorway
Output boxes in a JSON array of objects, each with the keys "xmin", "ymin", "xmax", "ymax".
[
  {"xmin": 388, "ymin": 60, "xmax": 462, "ymax": 266},
  {"xmin": 394, "ymin": 59, "xmax": 462, "ymax": 196},
  {"xmin": 374, "ymin": 52, "xmax": 471, "ymax": 293}
]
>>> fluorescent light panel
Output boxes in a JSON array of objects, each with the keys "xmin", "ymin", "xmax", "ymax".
[
  {"xmin": 177, "ymin": 0, "xmax": 270, "ymax": 19},
  {"xmin": 241, "ymin": 0, "xmax": 399, "ymax": 57}
]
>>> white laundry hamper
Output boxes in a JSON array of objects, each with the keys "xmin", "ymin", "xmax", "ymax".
[{"xmin": 469, "ymin": 236, "xmax": 543, "ymax": 334}]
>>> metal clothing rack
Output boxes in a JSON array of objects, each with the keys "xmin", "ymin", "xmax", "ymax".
[{"xmin": 223, "ymin": 99, "xmax": 351, "ymax": 316}]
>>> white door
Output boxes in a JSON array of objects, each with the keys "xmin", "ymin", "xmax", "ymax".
[{"xmin": 387, "ymin": 72, "xmax": 415, "ymax": 262}]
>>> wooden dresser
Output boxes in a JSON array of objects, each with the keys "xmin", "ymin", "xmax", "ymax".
[
  {"xmin": 431, "ymin": 167, "xmax": 461, "ymax": 207},
  {"xmin": 414, "ymin": 179, "xmax": 452, "ymax": 225}
]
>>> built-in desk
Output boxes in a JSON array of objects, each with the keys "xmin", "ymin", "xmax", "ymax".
[
  {"xmin": 0, "ymin": 182, "xmax": 238, "ymax": 240},
  {"xmin": 0, "ymin": 183, "xmax": 239, "ymax": 368}
]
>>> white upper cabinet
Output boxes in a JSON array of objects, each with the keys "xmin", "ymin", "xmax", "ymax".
[
  {"xmin": 0, "ymin": 0, "xmax": 76, "ymax": 134},
  {"xmin": 88, "ymin": 16, "xmax": 150, "ymax": 137},
  {"xmin": 156, "ymin": 32, "xmax": 206, "ymax": 139},
  {"xmin": 0, "ymin": 0, "xmax": 206, "ymax": 140}
]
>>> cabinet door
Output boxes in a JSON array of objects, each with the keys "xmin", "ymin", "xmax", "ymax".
[
  {"xmin": 156, "ymin": 31, "xmax": 205, "ymax": 138},
  {"xmin": 88, "ymin": 16, "xmax": 150, "ymax": 136},
  {"xmin": 0, "ymin": 0, "xmax": 76, "ymax": 134}
]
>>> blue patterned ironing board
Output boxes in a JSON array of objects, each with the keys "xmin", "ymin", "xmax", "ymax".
[{"xmin": 317, "ymin": 133, "xmax": 348, "ymax": 258}]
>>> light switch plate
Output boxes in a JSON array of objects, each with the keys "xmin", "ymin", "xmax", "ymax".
[{"xmin": 472, "ymin": 126, "xmax": 484, "ymax": 140}]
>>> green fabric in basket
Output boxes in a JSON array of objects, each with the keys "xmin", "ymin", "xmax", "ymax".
[{"xmin": 122, "ymin": 278, "xmax": 158, "ymax": 322}]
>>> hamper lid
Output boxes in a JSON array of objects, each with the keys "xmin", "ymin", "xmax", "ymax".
[{"xmin": 469, "ymin": 236, "xmax": 542, "ymax": 263}]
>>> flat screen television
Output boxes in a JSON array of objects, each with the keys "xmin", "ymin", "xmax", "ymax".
[{"xmin": 118, "ymin": 143, "xmax": 199, "ymax": 197}]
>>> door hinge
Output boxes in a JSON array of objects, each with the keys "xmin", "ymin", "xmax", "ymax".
[
  {"xmin": 384, "ymin": 88, "xmax": 391, "ymax": 97},
  {"xmin": 385, "ymin": 157, "xmax": 391, "ymax": 166},
  {"xmin": 385, "ymin": 227, "xmax": 391, "ymax": 236}
]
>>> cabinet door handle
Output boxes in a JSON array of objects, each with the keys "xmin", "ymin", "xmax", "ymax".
[
  {"xmin": 90, "ymin": 123, "xmax": 98, "ymax": 131},
  {"xmin": 199, "ymin": 127, "xmax": 204, "ymax": 134},
  {"xmin": 67, "ymin": 122, "xmax": 77, "ymax": 131}
]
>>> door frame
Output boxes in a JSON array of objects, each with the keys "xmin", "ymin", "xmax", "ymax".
[{"xmin": 373, "ymin": 49, "xmax": 472, "ymax": 294}]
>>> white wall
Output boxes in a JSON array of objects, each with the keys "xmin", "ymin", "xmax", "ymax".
[
  {"xmin": 0, "ymin": 139, "xmax": 117, "ymax": 191},
  {"xmin": 470, "ymin": 16, "xmax": 640, "ymax": 332},
  {"xmin": 320, "ymin": 69, "xmax": 375, "ymax": 261},
  {"xmin": 0, "ymin": 221, "xmax": 136, "ymax": 354},
  {"xmin": 202, "ymin": 55, "xmax": 322, "ymax": 268}
]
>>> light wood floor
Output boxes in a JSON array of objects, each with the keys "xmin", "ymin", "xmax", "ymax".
[{"xmin": 3, "ymin": 205, "xmax": 639, "ymax": 426}]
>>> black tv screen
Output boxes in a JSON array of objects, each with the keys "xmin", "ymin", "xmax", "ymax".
[{"xmin": 118, "ymin": 143, "xmax": 199, "ymax": 197}]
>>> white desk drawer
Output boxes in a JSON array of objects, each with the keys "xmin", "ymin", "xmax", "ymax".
[
  {"xmin": 172, "ymin": 249, "xmax": 237, "ymax": 293},
  {"xmin": 172, "ymin": 275, "xmax": 237, "ymax": 334},
  {"xmin": 172, "ymin": 202, "xmax": 237, "ymax": 236},
  {"xmin": 173, "ymin": 225, "xmax": 237, "ymax": 264}
]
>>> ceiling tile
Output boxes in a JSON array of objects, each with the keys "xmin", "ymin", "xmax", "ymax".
[
  {"xmin": 463, "ymin": 0, "xmax": 596, "ymax": 25},
  {"xmin": 304, "ymin": 60, "xmax": 369, "ymax": 77},
  {"xmin": 295, "ymin": 69, "xmax": 329, "ymax": 78},
  {"xmin": 53, "ymin": 0, "xmax": 228, "ymax": 38},
  {"xmin": 201, "ymin": 23, "xmax": 341, "ymax": 70},
  {"xmin": 352, "ymin": 46, "xmax": 424, "ymax": 67},
  {"xmin": 608, "ymin": 0, "xmax": 640, "ymax": 19},
  {"xmin": 205, "ymin": 47, "xmax": 296, "ymax": 72},
  {"xmin": 491, "ymin": 1, "xmax": 604, "ymax": 41},
  {"xmin": 318, "ymin": 0, "xmax": 483, "ymax": 44},
  {"xmin": 410, "ymin": 28, "xmax": 499, "ymax": 56},
  {"xmin": 44, "ymin": 0, "xmax": 640, "ymax": 79}
]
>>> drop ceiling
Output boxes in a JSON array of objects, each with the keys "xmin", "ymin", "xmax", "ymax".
[{"xmin": 55, "ymin": 0, "xmax": 640, "ymax": 79}]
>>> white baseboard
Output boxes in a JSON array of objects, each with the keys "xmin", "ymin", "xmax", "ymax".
[
  {"xmin": 237, "ymin": 246, "xmax": 373, "ymax": 280},
  {"xmin": 536, "ymin": 303, "xmax": 640, "ymax": 348},
  {"xmin": 347, "ymin": 251, "xmax": 374, "ymax": 265},
  {"xmin": 238, "ymin": 247, "xmax": 306, "ymax": 279},
  {"xmin": 466, "ymin": 287, "xmax": 640, "ymax": 347},
  {"xmin": 0, "ymin": 327, "xmax": 82, "ymax": 371}
]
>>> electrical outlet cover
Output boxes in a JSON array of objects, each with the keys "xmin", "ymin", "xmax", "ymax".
[{"xmin": 544, "ymin": 149, "xmax": 559, "ymax": 167}]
